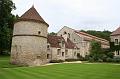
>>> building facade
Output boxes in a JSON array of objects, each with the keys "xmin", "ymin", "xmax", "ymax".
[
  {"xmin": 57, "ymin": 26, "xmax": 110, "ymax": 57},
  {"xmin": 47, "ymin": 35, "xmax": 79, "ymax": 61},
  {"xmin": 11, "ymin": 6, "xmax": 110, "ymax": 66},
  {"xmin": 111, "ymin": 27, "xmax": 120, "ymax": 56},
  {"xmin": 11, "ymin": 6, "xmax": 49, "ymax": 66}
]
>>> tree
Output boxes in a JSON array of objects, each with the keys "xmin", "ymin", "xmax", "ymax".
[
  {"xmin": 80, "ymin": 30, "xmax": 111, "ymax": 41},
  {"xmin": 0, "ymin": 0, "xmax": 16, "ymax": 55},
  {"xmin": 49, "ymin": 32, "xmax": 57, "ymax": 36},
  {"xmin": 89, "ymin": 41, "xmax": 103, "ymax": 62},
  {"xmin": 88, "ymin": 41, "xmax": 114, "ymax": 62}
]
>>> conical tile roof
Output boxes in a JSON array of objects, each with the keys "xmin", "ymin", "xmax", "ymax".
[
  {"xmin": 111, "ymin": 27, "xmax": 120, "ymax": 36},
  {"xmin": 18, "ymin": 6, "xmax": 48, "ymax": 26}
]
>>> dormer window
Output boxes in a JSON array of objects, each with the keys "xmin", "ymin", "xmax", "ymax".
[{"xmin": 38, "ymin": 31, "xmax": 41, "ymax": 35}]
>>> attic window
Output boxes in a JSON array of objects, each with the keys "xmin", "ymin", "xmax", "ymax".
[
  {"xmin": 64, "ymin": 31, "xmax": 67, "ymax": 35},
  {"xmin": 38, "ymin": 31, "xmax": 41, "ymax": 35}
]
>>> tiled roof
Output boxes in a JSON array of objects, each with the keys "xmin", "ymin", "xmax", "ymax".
[
  {"xmin": 65, "ymin": 38, "xmax": 79, "ymax": 49},
  {"xmin": 75, "ymin": 31, "xmax": 109, "ymax": 45},
  {"xmin": 18, "ymin": 6, "xmax": 48, "ymax": 26},
  {"xmin": 111, "ymin": 27, "xmax": 120, "ymax": 36},
  {"xmin": 47, "ymin": 35, "xmax": 78, "ymax": 49}
]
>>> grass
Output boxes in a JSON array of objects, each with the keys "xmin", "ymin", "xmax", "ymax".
[{"xmin": 0, "ymin": 56, "xmax": 120, "ymax": 79}]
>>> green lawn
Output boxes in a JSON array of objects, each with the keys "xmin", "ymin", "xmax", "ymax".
[{"xmin": 0, "ymin": 56, "xmax": 120, "ymax": 79}]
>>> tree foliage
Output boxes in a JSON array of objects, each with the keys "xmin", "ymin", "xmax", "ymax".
[
  {"xmin": 81, "ymin": 30, "xmax": 111, "ymax": 41},
  {"xmin": 0, "ymin": 0, "xmax": 16, "ymax": 55},
  {"xmin": 88, "ymin": 41, "xmax": 114, "ymax": 62},
  {"xmin": 49, "ymin": 32, "xmax": 57, "ymax": 36}
]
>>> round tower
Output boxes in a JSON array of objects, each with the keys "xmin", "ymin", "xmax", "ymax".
[{"xmin": 10, "ymin": 6, "xmax": 49, "ymax": 66}]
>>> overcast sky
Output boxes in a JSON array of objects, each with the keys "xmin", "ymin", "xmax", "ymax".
[{"xmin": 12, "ymin": 0, "xmax": 120, "ymax": 32}]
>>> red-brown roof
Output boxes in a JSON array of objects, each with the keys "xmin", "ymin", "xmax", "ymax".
[
  {"xmin": 47, "ymin": 35, "xmax": 78, "ymax": 49},
  {"xmin": 65, "ymin": 38, "xmax": 79, "ymax": 49},
  {"xmin": 75, "ymin": 31, "xmax": 109, "ymax": 45},
  {"xmin": 18, "ymin": 6, "xmax": 48, "ymax": 26},
  {"xmin": 111, "ymin": 27, "xmax": 120, "ymax": 36}
]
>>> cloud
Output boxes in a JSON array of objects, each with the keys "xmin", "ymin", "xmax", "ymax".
[{"xmin": 12, "ymin": 0, "xmax": 120, "ymax": 32}]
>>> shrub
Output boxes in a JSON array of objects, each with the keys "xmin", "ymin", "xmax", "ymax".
[
  {"xmin": 65, "ymin": 59, "xmax": 79, "ymax": 62},
  {"xmin": 77, "ymin": 55, "xmax": 85, "ymax": 61},
  {"xmin": 106, "ymin": 57, "xmax": 113, "ymax": 62},
  {"xmin": 113, "ymin": 57, "xmax": 120, "ymax": 63},
  {"xmin": 98, "ymin": 59, "xmax": 103, "ymax": 62},
  {"xmin": 88, "ymin": 57, "xmax": 94, "ymax": 62},
  {"xmin": 84, "ymin": 55, "xmax": 89, "ymax": 61},
  {"xmin": 50, "ymin": 60, "xmax": 64, "ymax": 63}
]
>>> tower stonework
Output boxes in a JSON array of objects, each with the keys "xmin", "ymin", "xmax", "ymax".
[{"xmin": 10, "ymin": 6, "xmax": 49, "ymax": 66}]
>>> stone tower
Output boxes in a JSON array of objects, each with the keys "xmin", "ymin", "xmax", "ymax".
[{"xmin": 10, "ymin": 6, "xmax": 49, "ymax": 66}]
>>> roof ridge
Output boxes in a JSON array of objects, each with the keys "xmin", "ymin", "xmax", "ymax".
[
  {"xmin": 111, "ymin": 26, "xmax": 120, "ymax": 36},
  {"xmin": 18, "ymin": 6, "xmax": 49, "ymax": 26}
]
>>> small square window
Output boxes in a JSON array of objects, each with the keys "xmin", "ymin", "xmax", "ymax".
[{"xmin": 38, "ymin": 31, "xmax": 41, "ymax": 35}]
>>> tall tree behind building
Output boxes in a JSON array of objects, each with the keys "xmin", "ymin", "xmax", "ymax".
[
  {"xmin": 0, "ymin": 0, "xmax": 16, "ymax": 55},
  {"xmin": 81, "ymin": 30, "xmax": 111, "ymax": 41}
]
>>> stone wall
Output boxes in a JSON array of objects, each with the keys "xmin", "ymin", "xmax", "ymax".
[{"xmin": 11, "ymin": 21, "xmax": 48, "ymax": 66}]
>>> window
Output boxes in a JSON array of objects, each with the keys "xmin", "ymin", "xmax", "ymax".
[
  {"xmin": 116, "ymin": 51, "xmax": 120, "ymax": 55},
  {"xmin": 38, "ymin": 31, "xmax": 41, "ymax": 35},
  {"xmin": 47, "ymin": 45, "xmax": 50, "ymax": 49},
  {"xmin": 57, "ymin": 49, "xmax": 61, "ymax": 55},
  {"xmin": 62, "ymin": 52, "xmax": 64, "ymax": 56},
  {"xmin": 47, "ymin": 54, "xmax": 50, "ymax": 59},
  {"xmin": 68, "ymin": 33, "xmax": 70, "ymax": 38},
  {"xmin": 65, "ymin": 50, "xmax": 68, "ymax": 55},
  {"xmin": 74, "ymin": 39, "xmax": 75, "ymax": 42},
  {"xmin": 115, "ymin": 39, "xmax": 119, "ymax": 44},
  {"xmin": 37, "ymin": 56, "xmax": 41, "ymax": 59},
  {"xmin": 62, "ymin": 41, "xmax": 64, "ymax": 47},
  {"xmin": 74, "ymin": 52, "xmax": 76, "ymax": 56},
  {"xmin": 64, "ymin": 31, "xmax": 67, "ymax": 35}
]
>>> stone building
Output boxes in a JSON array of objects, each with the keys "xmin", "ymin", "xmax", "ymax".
[
  {"xmin": 11, "ymin": 6, "xmax": 110, "ymax": 66},
  {"xmin": 47, "ymin": 35, "xmax": 79, "ymax": 61},
  {"xmin": 10, "ymin": 6, "xmax": 49, "ymax": 66},
  {"xmin": 111, "ymin": 27, "xmax": 120, "ymax": 56},
  {"xmin": 57, "ymin": 26, "xmax": 110, "ymax": 57}
]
